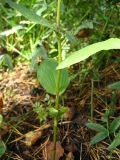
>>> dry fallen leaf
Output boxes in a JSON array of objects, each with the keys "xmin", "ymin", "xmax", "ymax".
[
  {"xmin": 0, "ymin": 124, "xmax": 10, "ymax": 138},
  {"xmin": 75, "ymin": 28, "xmax": 93, "ymax": 39},
  {"xmin": 66, "ymin": 152, "xmax": 74, "ymax": 160},
  {"xmin": 63, "ymin": 107, "xmax": 76, "ymax": 120},
  {"xmin": 65, "ymin": 143, "xmax": 77, "ymax": 153},
  {"xmin": 45, "ymin": 141, "xmax": 64, "ymax": 160},
  {"xmin": 25, "ymin": 130, "xmax": 43, "ymax": 146}
]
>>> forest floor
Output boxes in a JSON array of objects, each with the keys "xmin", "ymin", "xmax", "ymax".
[{"xmin": 0, "ymin": 59, "xmax": 120, "ymax": 160}]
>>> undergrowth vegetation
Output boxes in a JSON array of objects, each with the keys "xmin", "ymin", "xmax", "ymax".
[{"xmin": 0, "ymin": 0, "xmax": 120, "ymax": 160}]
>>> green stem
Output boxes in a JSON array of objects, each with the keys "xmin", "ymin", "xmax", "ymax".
[{"xmin": 52, "ymin": 0, "xmax": 62, "ymax": 160}]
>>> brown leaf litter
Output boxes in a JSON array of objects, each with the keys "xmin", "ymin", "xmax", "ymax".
[
  {"xmin": 0, "ymin": 62, "xmax": 120, "ymax": 159},
  {"xmin": 44, "ymin": 141, "xmax": 64, "ymax": 160}
]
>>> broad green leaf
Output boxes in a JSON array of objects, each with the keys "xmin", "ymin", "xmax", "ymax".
[
  {"xmin": 86, "ymin": 123, "xmax": 107, "ymax": 132},
  {"xmin": 0, "ymin": 140, "xmax": 6, "ymax": 157},
  {"xmin": 4, "ymin": 54, "xmax": 13, "ymax": 70},
  {"xmin": 0, "ymin": 114, "xmax": 3, "ymax": 127},
  {"xmin": 91, "ymin": 131, "xmax": 108, "ymax": 145},
  {"xmin": 57, "ymin": 38, "xmax": 120, "ymax": 69},
  {"xmin": 6, "ymin": 0, "xmax": 54, "ymax": 30},
  {"xmin": 109, "ymin": 117, "xmax": 120, "ymax": 133},
  {"xmin": 108, "ymin": 132, "xmax": 120, "ymax": 151},
  {"xmin": 37, "ymin": 58, "xmax": 70, "ymax": 95},
  {"xmin": 108, "ymin": 81, "xmax": 120, "ymax": 90}
]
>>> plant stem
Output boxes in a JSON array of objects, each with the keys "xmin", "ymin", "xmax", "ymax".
[{"xmin": 52, "ymin": 0, "xmax": 62, "ymax": 160}]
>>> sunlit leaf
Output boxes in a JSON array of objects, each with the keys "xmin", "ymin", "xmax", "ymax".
[
  {"xmin": 57, "ymin": 38, "xmax": 120, "ymax": 69},
  {"xmin": 6, "ymin": 0, "xmax": 54, "ymax": 30}
]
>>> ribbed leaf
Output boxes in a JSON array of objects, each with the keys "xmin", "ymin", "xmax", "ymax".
[
  {"xmin": 108, "ymin": 81, "xmax": 120, "ymax": 90},
  {"xmin": 86, "ymin": 123, "xmax": 107, "ymax": 132},
  {"xmin": 0, "ymin": 140, "xmax": 6, "ymax": 157},
  {"xmin": 37, "ymin": 58, "xmax": 70, "ymax": 95},
  {"xmin": 57, "ymin": 38, "xmax": 120, "ymax": 69},
  {"xmin": 108, "ymin": 132, "xmax": 120, "ymax": 151},
  {"xmin": 91, "ymin": 132, "xmax": 108, "ymax": 145},
  {"xmin": 109, "ymin": 117, "xmax": 120, "ymax": 133},
  {"xmin": 6, "ymin": 0, "xmax": 54, "ymax": 29}
]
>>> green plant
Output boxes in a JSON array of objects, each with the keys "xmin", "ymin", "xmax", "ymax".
[
  {"xmin": 36, "ymin": 0, "xmax": 69, "ymax": 158},
  {"xmin": 0, "ymin": 140, "xmax": 6, "ymax": 158},
  {"xmin": 0, "ymin": 114, "xmax": 3, "ymax": 128},
  {"xmin": 108, "ymin": 81, "xmax": 120, "ymax": 90},
  {"xmin": 4, "ymin": 0, "xmax": 120, "ymax": 159},
  {"xmin": 86, "ymin": 110, "xmax": 120, "ymax": 152},
  {"xmin": 57, "ymin": 38, "xmax": 120, "ymax": 69},
  {"xmin": 33, "ymin": 102, "xmax": 48, "ymax": 123},
  {"xmin": 33, "ymin": 100, "xmax": 67, "ymax": 124},
  {"xmin": 0, "ymin": 54, "xmax": 13, "ymax": 70},
  {"xmin": 4, "ymin": 1, "xmax": 69, "ymax": 159},
  {"xmin": 0, "ymin": 114, "xmax": 6, "ymax": 157},
  {"xmin": 107, "ymin": 82, "xmax": 119, "ymax": 113}
]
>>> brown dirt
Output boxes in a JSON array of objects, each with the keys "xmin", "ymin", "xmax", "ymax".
[{"xmin": 0, "ymin": 61, "xmax": 120, "ymax": 160}]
